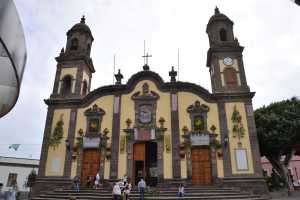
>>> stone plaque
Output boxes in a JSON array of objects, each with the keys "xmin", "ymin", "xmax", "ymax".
[
  {"xmin": 137, "ymin": 129, "xmax": 151, "ymax": 141},
  {"xmin": 191, "ymin": 134, "xmax": 210, "ymax": 146},
  {"xmin": 235, "ymin": 148, "xmax": 249, "ymax": 171},
  {"xmin": 83, "ymin": 137, "xmax": 100, "ymax": 148},
  {"xmin": 51, "ymin": 157, "xmax": 61, "ymax": 173}
]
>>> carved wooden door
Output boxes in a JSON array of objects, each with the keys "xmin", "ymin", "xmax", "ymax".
[
  {"xmin": 81, "ymin": 149, "xmax": 101, "ymax": 183},
  {"xmin": 133, "ymin": 143, "xmax": 145, "ymax": 185},
  {"xmin": 191, "ymin": 147, "xmax": 212, "ymax": 185}
]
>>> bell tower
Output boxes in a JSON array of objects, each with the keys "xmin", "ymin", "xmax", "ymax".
[
  {"xmin": 206, "ymin": 7, "xmax": 249, "ymax": 94},
  {"xmin": 51, "ymin": 16, "xmax": 95, "ymax": 98}
]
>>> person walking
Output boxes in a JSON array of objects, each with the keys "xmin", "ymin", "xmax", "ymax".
[
  {"xmin": 137, "ymin": 178, "xmax": 146, "ymax": 200},
  {"xmin": 73, "ymin": 176, "xmax": 80, "ymax": 192},
  {"xmin": 86, "ymin": 176, "xmax": 93, "ymax": 188},
  {"xmin": 112, "ymin": 182, "xmax": 121, "ymax": 200},
  {"xmin": 94, "ymin": 173, "xmax": 100, "ymax": 189}
]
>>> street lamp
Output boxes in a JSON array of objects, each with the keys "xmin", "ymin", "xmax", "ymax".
[{"xmin": 0, "ymin": 0, "xmax": 27, "ymax": 118}]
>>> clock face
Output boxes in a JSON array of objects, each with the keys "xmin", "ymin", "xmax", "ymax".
[{"xmin": 223, "ymin": 57, "xmax": 233, "ymax": 66}]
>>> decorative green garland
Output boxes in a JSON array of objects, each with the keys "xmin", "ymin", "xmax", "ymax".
[
  {"xmin": 49, "ymin": 118, "xmax": 64, "ymax": 149},
  {"xmin": 231, "ymin": 105, "xmax": 245, "ymax": 138},
  {"xmin": 126, "ymin": 131, "xmax": 135, "ymax": 141}
]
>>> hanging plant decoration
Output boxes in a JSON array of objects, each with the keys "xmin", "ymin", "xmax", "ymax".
[
  {"xmin": 49, "ymin": 115, "xmax": 64, "ymax": 149},
  {"xmin": 76, "ymin": 137, "xmax": 83, "ymax": 149},
  {"xmin": 231, "ymin": 105, "xmax": 245, "ymax": 139}
]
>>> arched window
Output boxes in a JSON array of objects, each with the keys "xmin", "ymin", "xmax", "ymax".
[
  {"xmin": 70, "ymin": 38, "xmax": 79, "ymax": 50},
  {"xmin": 220, "ymin": 28, "xmax": 227, "ymax": 41},
  {"xmin": 82, "ymin": 80, "xmax": 88, "ymax": 95},
  {"xmin": 61, "ymin": 75, "xmax": 73, "ymax": 95},
  {"xmin": 224, "ymin": 67, "xmax": 237, "ymax": 88}
]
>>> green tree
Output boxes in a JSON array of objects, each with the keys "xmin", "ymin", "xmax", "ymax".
[
  {"xmin": 26, "ymin": 169, "xmax": 37, "ymax": 198},
  {"xmin": 255, "ymin": 97, "xmax": 300, "ymax": 190}
]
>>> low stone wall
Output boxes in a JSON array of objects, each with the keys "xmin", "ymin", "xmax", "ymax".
[
  {"xmin": 222, "ymin": 177, "xmax": 269, "ymax": 197},
  {"xmin": 31, "ymin": 177, "xmax": 72, "ymax": 197}
]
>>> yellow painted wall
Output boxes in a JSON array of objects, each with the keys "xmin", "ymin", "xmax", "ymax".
[
  {"xmin": 177, "ymin": 92, "xmax": 224, "ymax": 178},
  {"xmin": 119, "ymin": 80, "xmax": 173, "ymax": 179},
  {"xmin": 45, "ymin": 109, "xmax": 70, "ymax": 176},
  {"xmin": 225, "ymin": 102, "xmax": 254, "ymax": 174},
  {"xmin": 71, "ymin": 95, "xmax": 114, "ymax": 179},
  {"xmin": 58, "ymin": 68, "xmax": 78, "ymax": 93}
]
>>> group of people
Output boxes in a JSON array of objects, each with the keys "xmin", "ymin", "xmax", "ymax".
[
  {"xmin": 112, "ymin": 178, "xmax": 185, "ymax": 200},
  {"xmin": 0, "ymin": 183, "xmax": 19, "ymax": 200},
  {"xmin": 73, "ymin": 173, "xmax": 185, "ymax": 200},
  {"xmin": 73, "ymin": 172, "xmax": 101, "ymax": 192},
  {"xmin": 112, "ymin": 175, "xmax": 133, "ymax": 200}
]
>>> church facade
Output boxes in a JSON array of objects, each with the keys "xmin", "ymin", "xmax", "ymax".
[{"xmin": 34, "ymin": 8, "xmax": 268, "ymax": 195}]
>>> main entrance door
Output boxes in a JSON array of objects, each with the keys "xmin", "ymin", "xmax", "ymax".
[
  {"xmin": 191, "ymin": 147, "xmax": 212, "ymax": 185},
  {"xmin": 81, "ymin": 149, "xmax": 101, "ymax": 183},
  {"xmin": 133, "ymin": 142, "xmax": 157, "ymax": 186}
]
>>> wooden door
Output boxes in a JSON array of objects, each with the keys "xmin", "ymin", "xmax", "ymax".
[
  {"xmin": 191, "ymin": 147, "xmax": 212, "ymax": 185},
  {"xmin": 134, "ymin": 143, "xmax": 145, "ymax": 160},
  {"xmin": 81, "ymin": 149, "xmax": 101, "ymax": 183},
  {"xmin": 133, "ymin": 143, "xmax": 145, "ymax": 185}
]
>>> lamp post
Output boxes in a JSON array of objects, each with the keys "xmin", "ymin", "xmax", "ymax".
[
  {"xmin": 65, "ymin": 139, "xmax": 70, "ymax": 151},
  {"xmin": 0, "ymin": 0, "xmax": 27, "ymax": 117}
]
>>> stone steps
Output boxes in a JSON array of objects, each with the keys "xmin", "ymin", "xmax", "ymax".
[{"xmin": 32, "ymin": 186, "xmax": 268, "ymax": 200}]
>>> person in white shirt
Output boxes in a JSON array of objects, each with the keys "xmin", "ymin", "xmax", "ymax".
[
  {"xmin": 112, "ymin": 182, "xmax": 121, "ymax": 200},
  {"xmin": 137, "ymin": 178, "xmax": 146, "ymax": 200},
  {"xmin": 177, "ymin": 184, "xmax": 185, "ymax": 197}
]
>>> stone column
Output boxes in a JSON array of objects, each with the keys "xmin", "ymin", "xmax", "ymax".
[
  {"xmin": 64, "ymin": 109, "xmax": 77, "ymax": 178},
  {"xmin": 217, "ymin": 102, "xmax": 232, "ymax": 177},
  {"xmin": 126, "ymin": 140, "xmax": 133, "ymax": 180},
  {"xmin": 157, "ymin": 140, "xmax": 164, "ymax": 183},
  {"xmin": 170, "ymin": 93, "xmax": 181, "ymax": 178},
  {"xmin": 244, "ymin": 101, "xmax": 263, "ymax": 177},
  {"xmin": 110, "ymin": 96, "xmax": 121, "ymax": 179},
  {"xmin": 38, "ymin": 107, "xmax": 55, "ymax": 177}
]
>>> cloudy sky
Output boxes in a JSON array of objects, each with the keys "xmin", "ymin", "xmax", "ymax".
[{"xmin": 0, "ymin": 0, "xmax": 299, "ymax": 159}]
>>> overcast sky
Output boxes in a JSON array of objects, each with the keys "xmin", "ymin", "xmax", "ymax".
[{"xmin": 0, "ymin": 0, "xmax": 299, "ymax": 159}]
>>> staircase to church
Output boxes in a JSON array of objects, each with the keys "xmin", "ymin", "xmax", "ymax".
[{"xmin": 31, "ymin": 186, "xmax": 269, "ymax": 200}]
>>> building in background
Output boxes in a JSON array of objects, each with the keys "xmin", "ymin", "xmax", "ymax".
[
  {"xmin": 0, "ymin": 0, "xmax": 27, "ymax": 118},
  {"xmin": 261, "ymin": 156, "xmax": 300, "ymax": 183},
  {"xmin": 0, "ymin": 157, "xmax": 39, "ymax": 192},
  {"xmin": 34, "ymin": 8, "xmax": 268, "ymax": 196}
]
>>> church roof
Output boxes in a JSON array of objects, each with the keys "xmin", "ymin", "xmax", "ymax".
[
  {"xmin": 45, "ymin": 69, "xmax": 255, "ymax": 107},
  {"xmin": 67, "ymin": 16, "xmax": 94, "ymax": 40},
  {"xmin": 207, "ymin": 7, "xmax": 233, "ymax": 27}
]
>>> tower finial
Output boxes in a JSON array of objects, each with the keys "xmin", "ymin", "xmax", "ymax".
[
  {"xmin": 215, "ymin": 6, "xmax": 220, "ymax": 14},
  {"xmin": 80, "ymin": 15, "xmax": 86, "ymax": 23}
]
